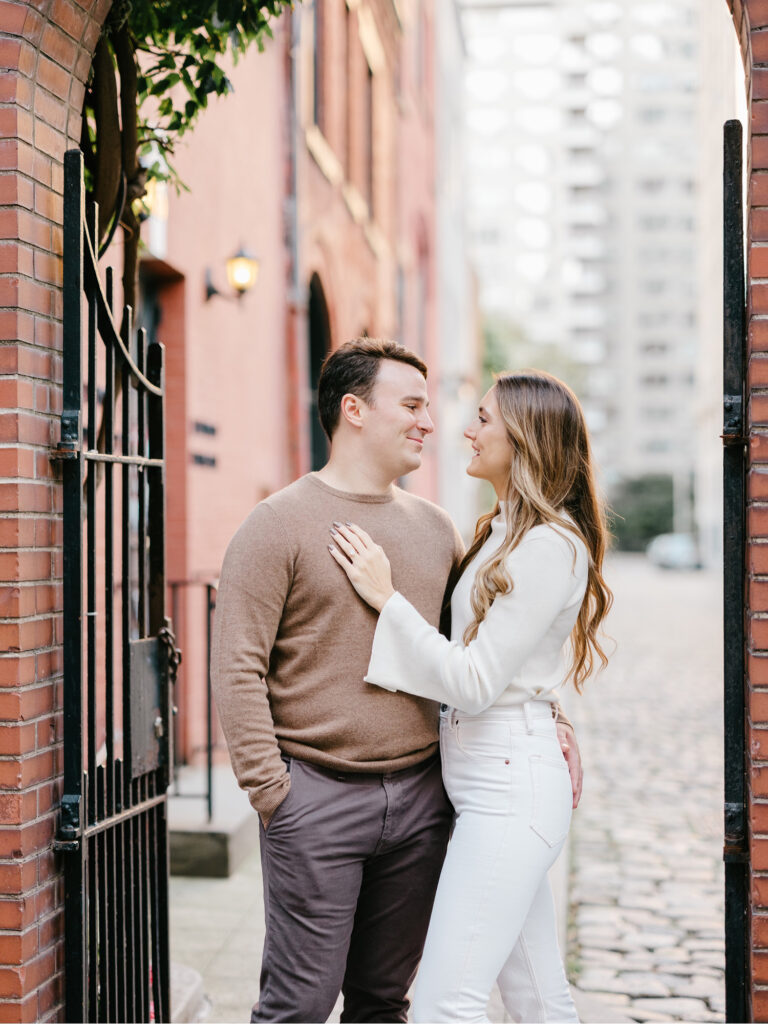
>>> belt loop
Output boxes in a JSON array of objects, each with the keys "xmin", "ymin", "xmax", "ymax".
[{"xmin": 523, "ymin": 702, "xmax": 534, "ymax": 734}]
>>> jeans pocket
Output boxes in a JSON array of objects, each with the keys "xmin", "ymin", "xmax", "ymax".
[
  {"xmin": 529, "ymin": 754, "xmax": 572, "ymax": 848},
  {"xmin": 454, "ymin": 719, "xmax": 513, "ymax": 762}
]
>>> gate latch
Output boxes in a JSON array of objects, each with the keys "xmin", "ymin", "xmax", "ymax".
[{"xmin": 159, "ymin": 618, "xmax": 183, "ymax": 686}]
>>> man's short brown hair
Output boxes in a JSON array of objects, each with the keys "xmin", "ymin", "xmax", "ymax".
[{"xmin": 318, "ymin": 338, "xmax": 428, "ymax": 440}]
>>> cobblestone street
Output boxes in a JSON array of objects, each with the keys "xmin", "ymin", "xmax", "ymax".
[{"xmin": 567, "ymin": 553, "xmax": 725, "ymax": 1022}]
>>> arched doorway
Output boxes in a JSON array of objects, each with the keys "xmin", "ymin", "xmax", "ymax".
[{"xmin": 308, "ymin": 273, "xmax": 332, "ymax": 470}]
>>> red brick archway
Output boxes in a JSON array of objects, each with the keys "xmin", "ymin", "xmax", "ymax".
[
  {"xmin": 2, "ymin": 0, "xmax": 768, "ymax": 1019},
  {"xmin": 0, "ymin": 1, "xmax": 111, "ymax": 1018}
]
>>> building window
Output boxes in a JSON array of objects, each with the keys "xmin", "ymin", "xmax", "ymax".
[
  {"xmin": 416, "ymin": 234, "xmax": 428, "ymax": 355},
  {"xmin": 396, "ymin": 266, "xmax": 405, "ymax": 339},
  {"xmin": 643, "ymin": 279, "xmax": 666, "ymax": 294},
  {"xmin": 313, "ymin": 0, "xmax": 327, "ymax": 134},
  {"xmin": 343, "ymin": 4, "xmax": 352, "ymax": 176},
  {"xmin": 308, "ymin": 275, "xmax": 332, "ymax": 471},
  {"xmin": 364, "ymin": 61, "xmax": 374, "ymax": 216},
  {"xmin": 416, "ymin": 0, "xmax": 428, "ymax": 98},
  {"xmin": 641, "ymin": 341, "xmax": 669, "ymax": 355},
  {"xmin": 637, "ymin": 107, "xmax": 664, "ymax": 123},
  {"xmin": 638, "ymin": 312, "xmax": 669, "ymax": 327},
  {"xmin": 638, "ymin": 214, "xmax": 668, "ymax": 230}
]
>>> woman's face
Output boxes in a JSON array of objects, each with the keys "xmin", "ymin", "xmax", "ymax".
[{"xmin": 464, "ymin": 387, "xmax": 515, "ymax": 497}]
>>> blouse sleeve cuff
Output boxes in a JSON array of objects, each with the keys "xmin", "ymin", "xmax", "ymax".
[{"xmin": 364, "ymin": 591, "xmax": 412, "ymax": 692}]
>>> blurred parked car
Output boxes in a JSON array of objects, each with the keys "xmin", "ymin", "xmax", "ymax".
[{"xmin": 645, "ymin": 533, "xmax": 702, "ymax": 570}]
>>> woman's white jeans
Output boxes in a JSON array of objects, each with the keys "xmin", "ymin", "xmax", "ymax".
[{"xmin": 412, "ymin": 703, "xmax": 579, "ymax": 1024}]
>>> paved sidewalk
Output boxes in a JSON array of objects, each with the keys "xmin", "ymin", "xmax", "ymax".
[
  {"xmin": 170, "ymin": 843, "xmax": 622, "ymax": 1023},
  {"xmin": 169, "ymin": 553, "xmax": 723, "ymax": 1023},
  {"xmin": 567, "ymin": 554, "xmax": 725, "ymax": 1022}
]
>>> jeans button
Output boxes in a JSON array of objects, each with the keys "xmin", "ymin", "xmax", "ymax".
[{"xmin": 440, "ymin": 703, "xmax": 448, "ymax": 712}]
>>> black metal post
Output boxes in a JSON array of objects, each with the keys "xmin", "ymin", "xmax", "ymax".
[
  {"xmin": 723, "ymin": 117, "xmax": 749, "ymax": 1024},
  {"xmin": 59, "ymin": 147, "xmax": 87, "ymax": 1023}
]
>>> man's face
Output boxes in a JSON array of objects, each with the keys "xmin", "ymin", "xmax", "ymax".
[{"xmin": 359, "ymin": 360, "xmax": 434, "ymax": 478}]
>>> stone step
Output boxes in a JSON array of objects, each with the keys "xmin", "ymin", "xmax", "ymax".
[{"xmin": 169, "ymin": 763, "xmax": 258, "ymax": 878}]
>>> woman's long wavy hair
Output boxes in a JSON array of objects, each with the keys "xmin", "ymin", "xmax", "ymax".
[{"xmin": 459, "ymin": 371, "xmax": 613, "ymax": 691}]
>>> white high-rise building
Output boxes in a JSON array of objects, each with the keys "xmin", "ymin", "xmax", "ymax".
[
  {"xmin": 695, "ymin": 5, "xmax": 745, "ymax": 567},
  {"xmin": 459, "ymin": 0, "xmax": 719, "ymax": 529},
  {"xmin": 435, "ymin": 0, "xmax": 481, "ymax": 539}
]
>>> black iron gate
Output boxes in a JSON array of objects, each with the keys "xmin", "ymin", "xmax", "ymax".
[
  {"xmin": 722, "ymin": 119, "xmax": 749, "ymax": 1024},
  {"xmin": 54, "ymin": 149, "xmax": 180, "ymax": 1022}
]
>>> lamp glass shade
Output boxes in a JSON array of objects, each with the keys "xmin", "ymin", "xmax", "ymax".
[{"xmin": 225, "ymin": 249, "xmax": 259, "ymax": 294}]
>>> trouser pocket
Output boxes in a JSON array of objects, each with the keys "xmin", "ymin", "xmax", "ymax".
[{"xmin": 528, "ymin": 754, "xmax": 572, "ymax": 847}]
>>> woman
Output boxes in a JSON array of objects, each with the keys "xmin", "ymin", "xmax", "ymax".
[{"xmin": 328, "ymin": 371, "xmax": 612, "ymax": 1023}]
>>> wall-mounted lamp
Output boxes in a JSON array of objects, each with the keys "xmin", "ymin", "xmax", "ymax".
[{"xmin": 205, "ymin": 247, "xmax": 260, "ymax": 301}]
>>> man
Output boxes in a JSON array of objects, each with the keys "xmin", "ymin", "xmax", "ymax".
[{"xmin": 211, "ymin": 338, "xmax": 582, "ymax": 1023}]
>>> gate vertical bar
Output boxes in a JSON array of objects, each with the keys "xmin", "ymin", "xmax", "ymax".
[
  {"xmin": 105, "ymin": 268, "xmax": 116, "ymax": 808},
  {"xmin": 137, "ymin": 328, "xmax": 147, "ymax": 639},
  {"xmin": 59, "ymin": 148, "xmax": 87, "ymax": 1023},
  {"xmin": 147, "ymin": 340, "xmax": 171, "ymax": 1016},
  {"xmin": 723, "ymin": 117, "xmax": 749, "ymax": 1024},
  {"xmin": 121, "ymin": 306, "xmax": 133, "ymax": 782}
]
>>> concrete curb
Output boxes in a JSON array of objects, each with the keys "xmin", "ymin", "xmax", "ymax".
[{"xmin": 171, "ymin": 961, "xmax": 209, "ymax": 1023}]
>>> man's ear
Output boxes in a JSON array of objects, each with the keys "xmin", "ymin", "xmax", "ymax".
[{"xmin": 340, "ymin": 392, "xmax": 365, "ymax": 429}]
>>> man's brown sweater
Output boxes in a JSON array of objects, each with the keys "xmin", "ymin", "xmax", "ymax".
[{"xmin": 211, "ymin": 473, "xmax": 465, "ymax": 823}]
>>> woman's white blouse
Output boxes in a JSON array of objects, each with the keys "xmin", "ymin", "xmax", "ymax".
[{"xmin": 364, "ymin": 513, "xmax": 589, "ymax": 715}]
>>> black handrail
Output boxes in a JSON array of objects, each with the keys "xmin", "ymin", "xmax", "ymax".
[{"xmin": 169, "ymin": 580, "xmax": 218, "ymax": 822}]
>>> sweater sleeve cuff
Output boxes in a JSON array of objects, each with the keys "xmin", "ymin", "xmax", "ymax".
[{"xmin": 249, "ymin": 773, "xmax": 291, "ymax": 826}]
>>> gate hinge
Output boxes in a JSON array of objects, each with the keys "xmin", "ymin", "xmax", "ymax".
[
  {"xmin": 52, "ymin": 838, "xmax": 80, "ymax": 852},
  {"xmin": 50, "ymin": 441, "xmax": 80, "ymax": 461},
  {"xmin": 723, "ymin": 835, "xmax": 748, "ymax": 863},
  {"xmin": 722, "ymin": 395, "xmax": 744, "ymax": 444},
  {"xmin": 54, "ymin": 793, "xmax": 82, "ymax": 853},
  {"xmin": 723, "ymin": 811, "xmax": 748, "ymax": 862}
]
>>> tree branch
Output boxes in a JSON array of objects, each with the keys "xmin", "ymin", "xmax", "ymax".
[{"xmin": 92, "ymin": 37, "xmax": 123, "ymax": 245}]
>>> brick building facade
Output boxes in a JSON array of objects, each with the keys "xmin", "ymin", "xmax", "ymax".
[
  {"xmin": 0, "ymin": 1, "xmax": 439, "ymax": 1017},
  {"xmin": 4, "ymin": 0, "xmax": 768, "ymax": 1020},
  {"xmin": 150, "ymin": 0, "xmax": 439, "ymax": 769}
]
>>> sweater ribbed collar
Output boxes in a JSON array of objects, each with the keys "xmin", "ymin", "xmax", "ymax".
[{"xmin": 307, "ymin": 472, "xmax": 396, "ymax": 503}]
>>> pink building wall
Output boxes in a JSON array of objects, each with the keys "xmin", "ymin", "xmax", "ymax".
[{"xmin": 137, "ymin": 4, "xmax": 440, "ymax": 766}]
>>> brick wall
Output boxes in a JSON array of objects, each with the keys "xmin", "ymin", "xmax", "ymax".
[{"xmin": 0, "ymin": 0, "xmax": 110, "ymax": 1019}]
